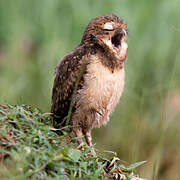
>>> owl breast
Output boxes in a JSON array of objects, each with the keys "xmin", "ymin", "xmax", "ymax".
[{"xmin": 75, "ymin": 55, "xmax": 125, "ymax": 129}]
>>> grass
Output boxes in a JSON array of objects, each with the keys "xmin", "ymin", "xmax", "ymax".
[{"xmin": 0, "ymin": 104, "xmax": 146, "ymax": 180}]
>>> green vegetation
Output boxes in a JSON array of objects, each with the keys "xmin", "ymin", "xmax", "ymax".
[
  {"xmin": 0, "ymin": 0, "xmax": 180, "ymax": 179},
  {"xmin": 0, "ymin": 104, "xmax": 146, "ymax": 180}
]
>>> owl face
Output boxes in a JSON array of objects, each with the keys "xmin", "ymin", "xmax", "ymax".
[
  {"xmin": 82, "ymin": 14, "xmax": 128, "ymax": 61},
  {"xmin": 101, "ymin": 21, "xmax": 128, "ymax": 60}
]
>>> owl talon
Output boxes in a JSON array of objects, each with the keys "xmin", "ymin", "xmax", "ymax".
[{"xmin": 77, "ymin": 142, "xmax": 85, "ymax": 151}]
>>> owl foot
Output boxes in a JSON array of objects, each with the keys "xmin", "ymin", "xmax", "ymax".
[{"xmin": 73, "ymin": 128, "xmax": 96, "ymax": 155}]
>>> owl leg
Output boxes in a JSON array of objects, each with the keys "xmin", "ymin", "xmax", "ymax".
[
  {"xmin": 73, "ymin": 128, "xmax": 84, "ymax": 147},
  {"xmin": 84, "ymin": 130, "xmax": 93, "ymax": 146},
  {"xmin": 84, "ymin": 130, "xmax": 96, "ymax": 155}
]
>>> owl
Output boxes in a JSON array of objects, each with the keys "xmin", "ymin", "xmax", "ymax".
[{"xmin": 51, "ymin": 14, "xmax": 128, "ymax": 148}]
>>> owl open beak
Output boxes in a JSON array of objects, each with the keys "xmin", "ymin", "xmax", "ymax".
[{"xmin": 111, "ymin": 29, "xmax": 126, "ymax": 49}]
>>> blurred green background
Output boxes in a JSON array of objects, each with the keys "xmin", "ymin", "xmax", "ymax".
[{"xmin": 0, "ymin": 0, "xmax": 180, "ymax": 179}]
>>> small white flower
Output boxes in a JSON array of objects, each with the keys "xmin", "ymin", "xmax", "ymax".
[{"xmin": 24, "ymin": 146, "xmax": 31, "ymax": 154}]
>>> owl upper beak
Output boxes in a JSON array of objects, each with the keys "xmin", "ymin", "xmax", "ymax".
[{"xmin": 121, "ymin": 28, "xmax": 126, "ymax": 37}]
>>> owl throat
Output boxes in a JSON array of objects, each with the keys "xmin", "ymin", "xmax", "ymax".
[{"xmin": 98, "ymin": 34, "xmax": 128, "ymax": 72}]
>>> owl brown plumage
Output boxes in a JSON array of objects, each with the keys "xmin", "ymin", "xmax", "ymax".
[{"xmin": 51, "ymin": 14, "xmax": 128, "ymax": 147}]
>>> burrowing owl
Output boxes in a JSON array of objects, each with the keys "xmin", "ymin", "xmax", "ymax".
[{"xmin": 51, "ymin": 14, "xmax": 128, "ymax": 147}]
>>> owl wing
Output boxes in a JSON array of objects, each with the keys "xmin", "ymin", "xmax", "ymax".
[{"xmin": 51, "ymin": 46, "xmax": 87, "ymax": 127}]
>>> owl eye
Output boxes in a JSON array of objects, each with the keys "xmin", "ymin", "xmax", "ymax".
[{"xmin": 103, "ymin": 23, "xmax": 114, "ymax": 31}]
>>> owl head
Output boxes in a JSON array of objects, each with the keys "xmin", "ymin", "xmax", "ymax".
[{"xmin": 81, "ymin": 14, "xmax": 128, "ymax": 61}]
